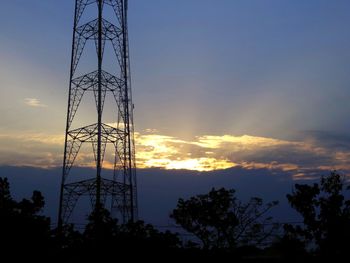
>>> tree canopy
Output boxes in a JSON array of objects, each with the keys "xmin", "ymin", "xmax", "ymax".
[
  {"xmin": 285, "ymin": 171, "xmax": 350, "ymax": 258},
  {"xmin": 0, "ymin": 177, "xmax": 51, "ymax": 258},
  {"xmin": 171, "ymin": 187, "xmax": 278, "ymax": 250}
]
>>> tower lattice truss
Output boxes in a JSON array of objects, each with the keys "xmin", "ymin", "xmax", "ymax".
[{"xmin": 58, "ymin": 0, "xmax": 137, "ymax": 226}]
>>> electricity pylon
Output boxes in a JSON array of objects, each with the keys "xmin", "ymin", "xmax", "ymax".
[{"xmin": 58, "ymin": 0, "xmax": 137, "ymax": 228}]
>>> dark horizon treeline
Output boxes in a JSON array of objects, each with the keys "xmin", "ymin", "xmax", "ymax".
[{"xmin": 0, "ymin": 172, "xmax": 349, "ymax": 262}]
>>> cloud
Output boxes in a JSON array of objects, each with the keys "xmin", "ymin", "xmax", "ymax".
[
  {"xmin": 130, "ymin": 132, "xmax": 350, "ymax": 179},
  {"xmin": 0, "ymin": 133, "xmax": 63, "ymax": 168},
  {"xmin": 144, "ymin": 128, "xmax": 159, "ymax": 133},
  {"xmin": 24, "ymin": 98, "xmax": 47, "ymax": 107},
  {"xmin": 0, "ymin": 130, "xmax": 349, "ymax": 179}
]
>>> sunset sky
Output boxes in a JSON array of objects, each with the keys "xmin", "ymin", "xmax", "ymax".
[{"xmin": 1, "ymin": 0, "xmax": 350, "ymax": 179}]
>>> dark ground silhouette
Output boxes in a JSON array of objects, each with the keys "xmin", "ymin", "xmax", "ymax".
[{"xmin": 0, "ymin": 172, "xmax": 349, "ymax": 261}]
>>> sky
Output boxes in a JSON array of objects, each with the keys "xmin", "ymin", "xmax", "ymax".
[{"xmin": 1, "ymin": 0, "xmax": 350, "ymax": 178}]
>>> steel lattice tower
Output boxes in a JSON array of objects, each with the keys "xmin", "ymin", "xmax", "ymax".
[{"xmin": 58, "ymin": 0, "xmax": 137, "ymax": 228}]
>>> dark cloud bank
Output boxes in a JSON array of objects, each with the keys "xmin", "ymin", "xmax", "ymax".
[{"xmin": 1, "ymin": 165, "xmax": 337, "ymax": 227}]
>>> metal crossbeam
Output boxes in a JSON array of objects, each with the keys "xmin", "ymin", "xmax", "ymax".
[{"xmin": 58, "ymin": 0, "xmax": 137, "ymax": 228}]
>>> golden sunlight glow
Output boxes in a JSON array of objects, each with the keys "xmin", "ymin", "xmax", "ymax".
[
  {"xmin": 133, "ymin": 133, "xmax": 301, "ymax": 171},
  {"xmin": 135, "ymin": 134, "xmax": 237, "ymax": 171},
  {"xmin": 141, "ymin": 157, "xmax": 236, "ymax": 171},
  {"xmin": 165, "ymin": 158, "xmax": 236, "ymax": 171}
]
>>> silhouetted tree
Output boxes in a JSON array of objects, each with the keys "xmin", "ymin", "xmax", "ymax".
[
  {"xmin": 170, "ymin": 187, "xmax": 278, "ymax": 250},
  {"xmin": 1, "ymin": 177, "xmax": 184, "ymax": 261},
  {"xmin": 84, "ymin": 207, "xmax": 119, "ymax": 242},
  {"xmin": 269, "ymin": 231, "xmax": 309, "ymax": 262},
  {"xmin": 119, "ymin": 220, "xmax": 181, "ymax": 251},
  {"xmin": 285, "ymin": 171, "xmax": 350, "ymax": 259},
  {"xmin": 81, "ymin": 207, "xmax": 181, "ymax": 259},
  {"xmin": 0, "ymin": 177, "xmax": 51, "ymax": 258}
]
